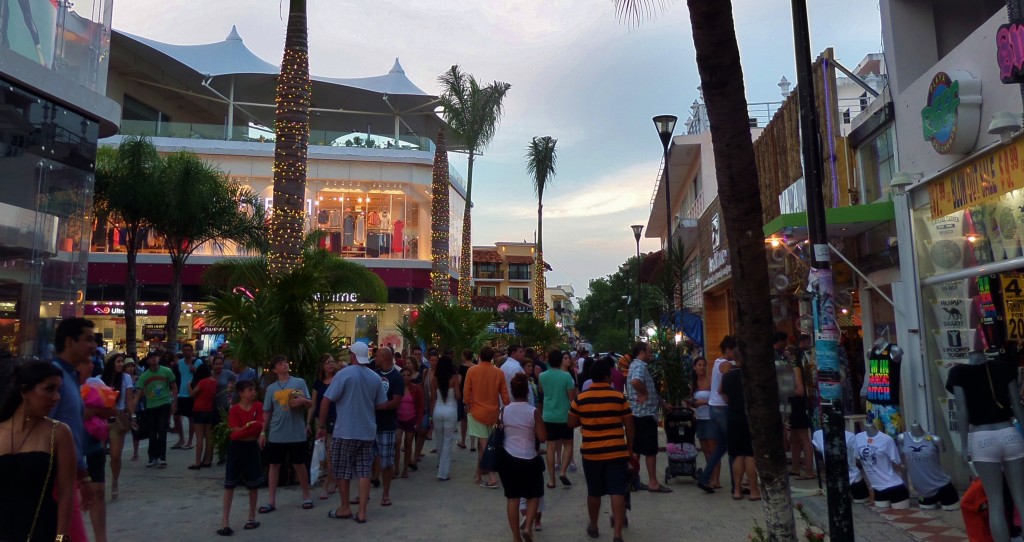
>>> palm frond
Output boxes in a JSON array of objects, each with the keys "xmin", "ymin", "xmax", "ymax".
[
  {"xmin": 438, "ymin": 65, "xmax": 512, "ymax": 155},
  {"xmin": 526, "ymin": 136, "xmax": 558, "ymax": 199},
  {"xmin": 613, "ymin": 0, "xmax": 666, "ymax": 26}
]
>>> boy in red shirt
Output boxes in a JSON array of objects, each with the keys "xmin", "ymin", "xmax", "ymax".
[{"xmin": 219, "ymin": 380, "xmax": 265, "ymax": 535}]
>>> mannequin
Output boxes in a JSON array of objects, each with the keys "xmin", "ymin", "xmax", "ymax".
[
  {"xmin": 946, "ymin": 351, "xmax": 1024, "ymax": 542},
  {"xmin": 853, "ymin": 424, "xmax": 910, "ymax": 509},
  {"xmin": 812, "ymin": 429, "xmax": 869, "ymax": 503},
  {"xmin": 897, "ymin": 422, "xmax": 959, "ymax": 511},
  {"xmin": 862, "ymin": 337, "xmax": 903, "ymax": 437}
]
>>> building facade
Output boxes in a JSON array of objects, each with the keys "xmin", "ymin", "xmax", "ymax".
[
  {"xmin": 470, "ymin": 241, "xmax": 549, "ymax": 314},
  {"xmin": 0, "ymin": 0, "xmax": 120, "ymax": 356}
]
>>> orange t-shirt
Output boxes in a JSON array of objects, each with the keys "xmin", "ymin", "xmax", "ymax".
[{"xmin": 463, "ymin": 362, "xmax": 509, "ymax": 426}]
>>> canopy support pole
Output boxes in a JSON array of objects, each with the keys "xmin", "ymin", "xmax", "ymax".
[
  {"xmin": 394, "ymin": 115, "xmax": 400, "ymax": 147},
  {"xmin": 226, "ymin": 77, "xmax": 235, "ymax": 140}
]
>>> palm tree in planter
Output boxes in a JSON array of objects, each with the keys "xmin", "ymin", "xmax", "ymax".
[
  {"xmin": 268, "ymin": 0, "xmax": 311, "ymax": 274},
  {"xmin": 395, "ymin": 300, "xmax": 494, "ymax": 358},
  {"xmin": 526, "ymin": 136, "xmax": 557, "ymax": 320},
  {"xmin": 204, "ymin": 231, "xmax": 388, "ymax": 379},
  {"xmin": 148, "ymin": 151, "xmax": 268, "ymax": 349},
  {"xmin": 438, "ymin": 65, "xmax": 512, "ymax": 307},
  {"xmin": 614, "ymin": 1, "xmax": 795, "ymax": 538},
  {"xmin": 94, "ymin": 136, "xmax": 162, "ymax": 355}
]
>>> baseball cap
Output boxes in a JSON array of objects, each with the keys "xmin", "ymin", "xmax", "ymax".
[{"xmin": 350, "ymin": 342, "xmax": 371, "ymax": 365}]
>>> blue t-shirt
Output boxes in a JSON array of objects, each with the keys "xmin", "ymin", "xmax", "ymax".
[
  {"xmin": 50, "ymin": 359, "xmax": 87, "ymax": 470},
  {"xmin": 177, "ymin": 359, "xmax": 203, "ymax": 398},
  {"xmin": 323, "ymin": 365, "xmax": 387, "ymax": 441}
]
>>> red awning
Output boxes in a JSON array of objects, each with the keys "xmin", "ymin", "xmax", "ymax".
[{"xmin": 473, "ymin": 249, "xmax": 502, "ymax": 263}]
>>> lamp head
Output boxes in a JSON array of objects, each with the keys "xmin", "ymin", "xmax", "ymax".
[
  {"xmin": 889, "ymin": 171, "xmax": 914, "ymax": 193},
  {"xmin": 631, "ymin": 224, "xmax": 644, "ymax": 242},
  {"xmin": 653, "ymin": 115, "xmax": 678, "ymax": 150},
  {"xmin": 988, "ymin": 111, "xmax": 1021, "ymax": 139}
]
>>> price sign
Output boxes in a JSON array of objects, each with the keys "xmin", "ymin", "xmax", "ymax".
[{"xmin": 1002, "ymin": 273, "xmax": 1024, "ymax": 339}]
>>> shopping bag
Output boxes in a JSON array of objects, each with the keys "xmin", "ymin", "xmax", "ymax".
[
  {"xmin": 310, "ymin": 438, "xmax": 327, "ymax": 483},
  {"xmin": 479, "ymin": 417, "xmax": 505, "ymax": 473}
]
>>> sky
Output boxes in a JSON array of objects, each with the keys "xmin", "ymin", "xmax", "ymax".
[{"xmin": 111, "ymin": 1, "xmax": 883, "ymax": 297}]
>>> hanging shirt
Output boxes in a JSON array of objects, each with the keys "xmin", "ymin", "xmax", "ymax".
[
  {"xmin": 852, "ymin": 431, "xmax": 904, "ymax": 491},
  {"xmin": 899, "ymin": 432, "xmax": 951, "ymax": 497},
  {"xmin": 866, "ymin": 344, "xmax": 901, "ymax": 405},
  {"xmin": 343, "ymin": 215, "xmax": 355, "ymax": 246}
]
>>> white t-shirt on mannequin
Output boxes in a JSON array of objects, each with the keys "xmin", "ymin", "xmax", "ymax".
[{"xmin": 853, "ymin": 431, "xmax": 904, "ymax": 491}]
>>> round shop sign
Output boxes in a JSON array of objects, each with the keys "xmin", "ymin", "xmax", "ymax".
[
  {"xmin": 497, "ymin": 303, "xmax": 510, "ymax": 313},
  {"xmin": 920, "ymin": 71, "xmax": 981, "ymax": 155}
]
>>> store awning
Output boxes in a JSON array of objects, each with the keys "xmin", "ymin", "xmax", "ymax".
[{"xmin": 762, "ymin": 201, "xmax": 895, "ymax": 239}]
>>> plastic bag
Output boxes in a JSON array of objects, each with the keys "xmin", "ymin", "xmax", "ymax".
[
  {"xmin": 80, "ymin": 381, "xmax": 118, "ymax": 443},
  {"xmin": 310, "ymin": 438, "xmax": 327, "ymax": 483}
]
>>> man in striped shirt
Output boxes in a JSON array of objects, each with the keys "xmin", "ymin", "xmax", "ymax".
[{"xmin": 569, "ymin": 356, "xmax": 634, "ymax": 542}]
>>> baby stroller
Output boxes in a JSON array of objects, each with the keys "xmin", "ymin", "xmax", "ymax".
[{"xmin": 663, "ymin": 406, "xmax": 699, "ymax": 484}]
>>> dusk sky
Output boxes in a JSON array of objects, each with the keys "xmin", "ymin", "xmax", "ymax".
[{"xmin": 112, "ymin": 1, "xmax": 883, "ymax": 296}]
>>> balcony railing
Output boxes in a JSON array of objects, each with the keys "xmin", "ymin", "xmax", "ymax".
[
  {"xmin": 508, "ymin": 270, "xmax": 532, "ymax": 281},
  {"xmin": 118, "ymin": 120, "xmax": 435, "ymax": 152},
  {"xmin": 474, "ymin": 269, "xmax": 504, "ymax": 280}
]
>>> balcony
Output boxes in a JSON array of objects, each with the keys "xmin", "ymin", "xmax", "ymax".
[
  {"xmin": 473, "ymin": 269, "xmax": 504, "ymax": 281},
  {"xmin": 117, "ymin": 120, "xmax": 436, "ymax": 152},
  {"xmin": 508, "ymin": 270, "xmax": 532, "ymax": 281}
]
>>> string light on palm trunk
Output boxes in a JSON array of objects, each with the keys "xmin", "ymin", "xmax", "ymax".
[{"xmin": 430, "ymin": 130, "xmax": 451, "ymax": 302}]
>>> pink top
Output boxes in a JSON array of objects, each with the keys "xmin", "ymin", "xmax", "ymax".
[{"xmin": 397, "ymin": 391, "xmax": 417, "ymax": 422}]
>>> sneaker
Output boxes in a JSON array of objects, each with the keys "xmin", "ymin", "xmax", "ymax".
[
  {"xmin": 158, "ymin": 460, "xmax": 168, "ymax": 468},
  {"xmin": 146, "ymin": 459, "xmax": 157, "ymax": 468},
  {"xmin": 918, "ymin": 499, "xmax": 939, "ymax": 510}
]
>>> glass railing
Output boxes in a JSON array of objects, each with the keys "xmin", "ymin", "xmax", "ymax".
[
  {"xmin": 474, "ymin": 270, "xmax": 504, "ymax": 279},
  {"xmin": 118, "ymin": 120, "xmax": 436, "ymax": 152},
  {"xmin": 508, "ymin": 271, "xmax": 532, "ymax": 281},
  {"xmin": 2, "ymin": 0, "xmax": 113, "ymax": 93}
]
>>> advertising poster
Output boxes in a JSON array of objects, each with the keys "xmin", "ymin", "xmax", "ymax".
[
  {"xmin": 807, "ymin": 268, "xmax": 841, "ymax": 402},
  {"xmin": 2, "ymin": 0, "xmax": 58, "ymax": 67},
  {"xmin": 922, "ymin": 210, "xmax": 966, "ymax": 273},
  {"xmin": 1002, "ymin": 272, "xmax": 1024, "ymax": 340}
]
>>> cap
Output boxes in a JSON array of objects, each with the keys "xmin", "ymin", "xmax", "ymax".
[{"xmin": 351, "ymin": 342, "xmax": 371, "ymax": 365}]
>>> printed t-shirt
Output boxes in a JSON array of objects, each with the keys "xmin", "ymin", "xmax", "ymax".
[
  {"xmin": 375, "ymin": 366, "xmax": 404, "ymax": 432},
  {"xmin": 539, "ymin": 369, "xmax": 575, "ymax": 423},
  {"xmin": 228, "ymin": 402, "xmax": 264, "ymax": 441},
  {"xmin": 137, "ymin": 365, "xmax": 175, "ymax": 408},
  {"xmin": 852, "ymin": 431, "xmax": 904, "ymax": 491},
  {"xmin": 263, "ymin": 377, "xmax": 310, "ymax": 443}
]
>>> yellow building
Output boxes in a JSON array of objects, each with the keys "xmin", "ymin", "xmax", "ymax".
[{"xmin": 470, "ymin": 242, "xmax": 550, "ymax": 314}]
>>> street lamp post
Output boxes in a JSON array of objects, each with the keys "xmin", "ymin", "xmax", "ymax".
[
  {"xmin": 631, "ymin": 224, "xmax": 644, "ymax": 339},
  {"xmin": 653, "ymin": 115, "xmax": 678, "ymax": 314}
]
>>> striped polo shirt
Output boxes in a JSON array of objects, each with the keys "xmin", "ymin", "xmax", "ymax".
[{"xmin": 570, "ymin": 383, "xmax": 632, "ymax": 461}]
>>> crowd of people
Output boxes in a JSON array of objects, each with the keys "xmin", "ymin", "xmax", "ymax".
[{"xmin": 0, "ymin": 316, "xmax": 695, "ymax": 542}]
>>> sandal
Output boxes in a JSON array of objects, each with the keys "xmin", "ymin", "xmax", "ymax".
[
  {"xmin": 243, "ymin": 520, "xmax": 260, "ymax": 530},
  {"xmin": 547, "ymin": 482, "xmax": 557, "ymax": 489},
  {"xmin": 559, "ymin": 475, "xmax": 572, "ymax": 487},
  {"xmin": 457, "ymin": 442, "xmax": 467, "ymax": 449},
  {"xmin": 586, "ymin": 524, "xmax": 600, "ymax": 539},
  {"xmin": 328, "ymin": 509, "xmax": 352, "ymax": 520},
  {"xmin": 381, "ymin": 497, "xmax": 392, "ymax": 506},
  {"xmin": 302, "ymin": 500, "xmax": 314, "ymax": 510},
  {"xmin": 408, "ymin": 463, "xmax": 418, "ymax": 471},
  {"xmin": 216, "ymin": 527, "xmax": 233, "ymax": 536},
  {"xmin": 354, "ymin": 514, "xmax": 367, "ymax": 524},
  {"xmin": 258, "ymin": 504, "xmax": 275, "ymax": 514}
]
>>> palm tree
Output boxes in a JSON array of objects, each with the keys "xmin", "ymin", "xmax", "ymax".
[
  {"xmin": 268, "ymin": 0, "xmax": 311, "ymax": 273},
  {"xmin": 526, "ymin": 136, "xmax": 557, "ymax": 320},
  {"xmin": 204, "ymin": 231, "xmax": 388, "ymax": 379},
  {"xmin": 438, "ymin": 66, "xmax": 512, "ymax": 307},
  {"xmin": 149, "ymin": 151, "xmax": 268, "ymax": 348},
  {"xmin": 430, "ymin": 129, "xmax": 452, "ymax": 302},
  {"xmin": 94, "ymin": 137, "xmax": 162, "ymax": 355},
  {"xmin": 395, "ymin": 300, "xmax": 493, "ymax": 357},
  {"xmin": 614, "ymin": 1, "xmax": 796, "ymax": 539}
]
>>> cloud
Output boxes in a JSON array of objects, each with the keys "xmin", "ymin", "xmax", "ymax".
[{"xmin": 496, "ymin": 161, "xmax": 658, "ymax": 220}]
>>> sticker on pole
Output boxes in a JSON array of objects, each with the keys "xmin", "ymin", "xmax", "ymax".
[{"xmin": 813, "ymin": 244, "xmax": 830, "ymax": 262}]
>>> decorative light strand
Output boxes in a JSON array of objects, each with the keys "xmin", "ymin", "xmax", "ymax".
[{"xmin": 430, "ymin": 129, "xmax": 452, "ymax": 303}]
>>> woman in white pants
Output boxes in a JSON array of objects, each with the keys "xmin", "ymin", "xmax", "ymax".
[{"xmin": 430, "ymin": 355, "xmax": 462, "ymax": 480}]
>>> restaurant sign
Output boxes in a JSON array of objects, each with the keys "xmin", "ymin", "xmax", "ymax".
[
  {"xmin": 927, "ymin": 132, "xmax": 1024, "ymax": 219},
  {"xmin": 920, "ymin": 71, "xmax": 981, "ymax": 155}
]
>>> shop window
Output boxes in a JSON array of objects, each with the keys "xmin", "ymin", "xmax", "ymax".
[
  {"xmin": 509, "ymin": 287, "xmax": 529, "ymax": 304},
  {"xmin": 508, "ymin": 264, "xmax": 531, "ymax": 280},
  {"xmin": 312, "ymin": 187, "xmax": 417, "ymax": 259},
  {"xmin": 858, "ymin": 126, "xmax": 895, "ymax": 203},
  {"xmin": 478, "ymin": 286, "xmax": 496, "ymax": 297},
  {"xmin": 354, "ymin": 314, "xmax": 378, "ymax": 343}
]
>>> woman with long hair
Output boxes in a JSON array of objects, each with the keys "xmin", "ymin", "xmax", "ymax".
[
  {"xmin": 0, "ymin": 361, "xmax": 76, "ymax": 541},
  {"xmin": 101, "ymin": 352, "xmax": 134, "ymax": 498},
  {"xmin": 188, "ymin": 363, "xmax": 216, "ymax": 469},
  {"xmin": 688, "ymin": 357, "xmax": 720, "ymax": 488},
  {"xmin": 498, "ymin": 373, "xmax": 547, "ymax": 542},
  {"xmin": 430, "ymin": 354, "xmax": 461, "ymax": 480},
  {"xmin": 308, "ymin": 353, "xmax": 338, "ymax": 498}
]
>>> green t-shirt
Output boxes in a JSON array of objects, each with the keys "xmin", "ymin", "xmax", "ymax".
[
  {"xmin": 137, "ymin": 366, "xmax": 175, "ymax": 408},
  {"xmin": 539, "ymin": 369, "xmax": 575, "ymax": 423}
]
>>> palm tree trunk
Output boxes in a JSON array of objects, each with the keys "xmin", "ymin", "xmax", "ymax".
[
  {"xmin": 165, "ymin": 254, "xmax": 186, "ymax": 349},
  {"xmin": 124, "ymin": 224, "xmax": 141, "ymax": 355},
  {"xmin": 686, "ymin": 1, "xmax": 796, "ymax": 540},
  {"xmin": 457, "ymin": 152, "xmax": 476, "ymax": 307},
  {"xmin": 534, "ymin": 198, "xmax": 546, "ymax": 319},
  {"xmin": 430, "ymin": 129, "xmax": 451, "ymax": 302},
  {"xmin": 269, "ymin": 0, "xmax": 310, "ymax": 273}
]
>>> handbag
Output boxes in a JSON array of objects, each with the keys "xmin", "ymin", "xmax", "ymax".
[
  {"xmin": 478, "ymin": 410, "xmax": 505, "ymax": 473},
  {"xmin": 27, "ymin": 421, "xmax": 57, "ymax": 541}
]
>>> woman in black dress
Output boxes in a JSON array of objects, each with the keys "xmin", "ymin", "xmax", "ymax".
[{"xmin": 0, "ymin": 361, "xmax": 78, "ymax": 540}]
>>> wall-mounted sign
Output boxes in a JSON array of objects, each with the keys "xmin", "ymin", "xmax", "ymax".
[
  {"xmin": 87, "ymin": 304, "xmax": 169, "ymax": 317},
  {"xmin": 313, "ymin": 292, "xmax": 360, "ymax": 303},
  {"xmin": 997, "ymin": 23, "xmax": 1024, "ymax": 84},
  {"xmin": 699, "ymin": 200, "xmax": 732, "ymax": 291},
  {"xmin": 197, "ymin": 325, "xmax": 229, "ymax": 335},
  {"xmin": 920, "ymin": 71, "xmax": 981, "ymax": 155},
  {"xmin": 927, "ymin": 132, "xmax": 1024, "ymax": 218}
]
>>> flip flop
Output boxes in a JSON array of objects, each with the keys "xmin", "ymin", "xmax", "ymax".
[
  {"xmin": 457, "ymin": 443, "xmax": 467, "ymax": 449},
  {"xmin": 302, "ymin": 500, "xmax": 314, "ymax": 510},
  {"xmin": 243, "ymin": 520, "xmax": 260, "ymax": 530},
  {"xmin": 547, "ymin": 482, "xmax": 557, "ymax": 489},
  {"xmin": 559, "ymin": 475, "xmax": 572, "ymax": 487},
  {"xmin": 171, "ymin": 444, "xmax": 184, "ymax": 450},
  {"xmin": 354, "ymin": 515, "xmax": 367, "ymax": 524},
  {"xmin": 381, "ymin": 497, "xmax": 392, "ymax": 506},
  {"xmin": 328, "ymin": 509, "xmax": 352, "ymax": 520},
  {"xmin": 648, "ymin": 485, "xmax": 672, "ymax": 493},
  {"xmin": 216, "ymin": 527, "xmax": 234, "ymax": 536},
  {"xmin": 258, "ymin": 504, "xmax": 276, "ymax": 514},
  {"xmin": 182, "ymin": 444, "xmax": 194, "ymax": 450},
  {"xmin": 732, "ymin": 495, "xmax": 744, "ymax": 500},
  {"xmin": 586, "ymin": 525, "xmax": 600, "ymax": 539}
]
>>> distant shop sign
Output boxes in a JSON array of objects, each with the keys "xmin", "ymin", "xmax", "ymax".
[
  {"xmin": 87, "ymin": 304, "xmax": 168, "ymax": 317},
  {"xmin": 920, "ymin": 71, "xmax": 981, "ymax": 155}
]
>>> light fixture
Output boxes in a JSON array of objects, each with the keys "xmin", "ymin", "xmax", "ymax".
[
  {"xmin": 646, "ymin": 326, "xmax": 657, "ymax": 337},
  {"xmin": 840, "ymin": 307, "xmax": 849, "ymax": 315},
  {"xmin": 988, "ymin": 111, "xmax": 1021, "ymax": 141},
  {"xmin": 967, "ymin": 235, "xmax": 978, "ymax": 243},
  {"xmin": 652, "ymin": 115, "xmax": 678, "ymax": 150},
  {"xmin": 674, "ymin": 332, "xmax": 683, "ymax": 344},
  {"xmin": 770, "ymin": 238, "xmax": 781, "ymax": 248},
  {"xmin": 889, "ymin": 171, "xmax": 919, "ymax": 195}
]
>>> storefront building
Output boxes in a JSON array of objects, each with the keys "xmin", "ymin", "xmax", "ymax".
[
  {"xmin": 698, "ymin": 197, "xmax": 734, "ymax": 355},
  {"xmin": 86, "ymin": 26, "xmax": 465, "ymax": 353},
  {"xmin": 0, "ymin": 0, "xmax": 120, "ymax": 356}
]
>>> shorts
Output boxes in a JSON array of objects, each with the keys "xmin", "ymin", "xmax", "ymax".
[
  {"xmin": 265, "ymin": 440, "xmax": 308, "ymax": 466},
  {"xmin": 224, "ymin": 441, "xmax": 264, "ymax": 489},
  {"xmin": 874, "ymin": 483, "xmax": 910, "ymax": 504},
  {"xmin": 374, "ymin": 430, "xmax": 397, "ymax": 469},
  {"xmin": 176, "ymin": 397, "xmax": 195, "ymax": 418},
  {"xmin": 332, "ymin": 438, "xmax": 374, "ymax": 480},
  {"xmin": 919, "ymin": 482, "xmax": 959, "ymax": 508},
  {"xmin": 498, "ymin": 451, "xmax": 545, "ymax": 499},
  {"xmin": 582, "ymin": 458, "xmax": 630, "ymax": 497},
  {"xmin": 544, "ymin": 421, "xmax": 573, "ymax": 442},
  {"xmin": 467, "ymin": 413, "xmax": 492, "ymax": 439},
  {"xmin": 397, "ymin": 418, "xmax": 418, "ymax": 433},
  {"xmin": 850, "ymin": 479, "xmax": 869, "ymax": 502},
  {"xmin": 727, "ymin": 416, "xmax": 754, "ymax": 457},
  {"xmin": 632, "ymin": 416, "xmax": 659, "ymax": 456},
  {"xmin": 788, "ymin": 397, "xmax": 812, "ymax": 429},
  {"xmin": 969, "ymin": 426, "xmax": 1024, "ymax": 463},
  {"xmin": 695, "ymin": 418, "xmax": 715, "ymax": 440},
  {"xmin": 193, "ymin": 410, "xmax": 217, "ymax": 425},
  {"xmin": 86, "ymin": 449, "xmax": 106, "ymax": 483}
]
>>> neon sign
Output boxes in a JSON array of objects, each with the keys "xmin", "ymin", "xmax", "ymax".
[{"xmin": 997, "ymin": 23, "xmax": 1024, "ymax": 84}]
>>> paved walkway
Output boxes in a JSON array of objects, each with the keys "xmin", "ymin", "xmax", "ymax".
[{"xmin": 796, "ymin": 487, "xmax": 969, "ymax": 541}]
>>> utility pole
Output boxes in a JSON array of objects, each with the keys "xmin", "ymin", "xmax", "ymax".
[{"xmin": 790, "ymin": 0, "xmax": 853, "ymax": 540}]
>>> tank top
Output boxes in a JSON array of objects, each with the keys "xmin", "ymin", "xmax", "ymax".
[
  {"xmin": 694, "ymin": 390, "xmax": 711, "ymax": 420},
  {"xmin": 502, "ymin": 402, "xmax": 538, "ymax": 460},
  {"xmin": 397, "ymin": 391, "xmax": 417, "ymax": 422},
  {"xmin": 709, "ymin": 358, "xmax": 735, "ymax": 407},
  {"xmin": 900, "ymin": 432, "xmax": 950, "ymax": 497}
]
